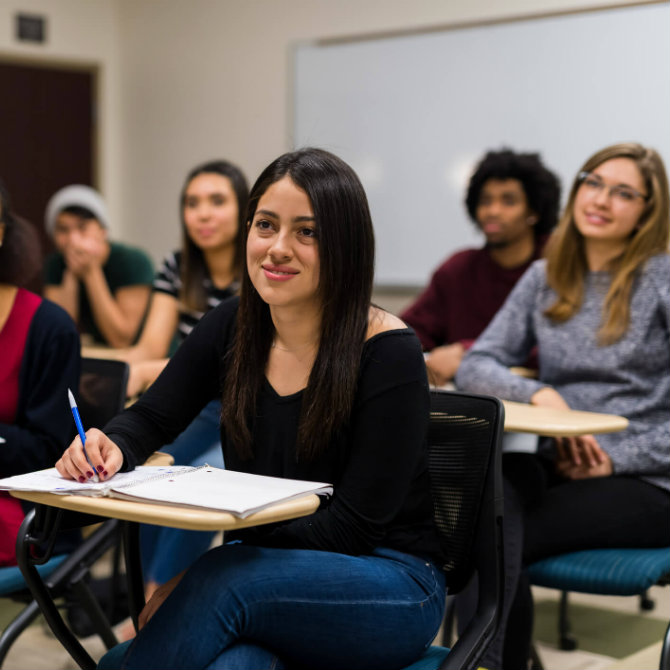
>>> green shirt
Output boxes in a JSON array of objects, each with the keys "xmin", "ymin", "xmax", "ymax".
[{"xmin": 44, "ymin": 241, "xmax": 154, "ymax": 344}]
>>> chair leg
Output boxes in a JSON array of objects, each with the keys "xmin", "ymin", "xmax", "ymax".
[
  {"xmin": 0, "ymin": 599, "xmax": 42, "ymax": 668},
  {"xmin": 640, "ymin": 589, "xmax": 655, "ymax": 611},
  {"xmin": 529, "ymin": 642, "xmax": 545, "ymax": 670},
  {"xmin": 661, "ymin": 617, "xmax": 670, "ymax": 670},
  {"xmin": 558, "ymin": 591, "xmax": 577, "ymax": 651},
  {"xmin": 69, "ymin": 580, "xmax": 118, "ymax": 649},
  {"xmin": 122, "ymin": 521, "xmax": 145, "ymax": 633},
  {"xmin": 440, "ymin": 596, "xmax": 455, "ymax": 647}
]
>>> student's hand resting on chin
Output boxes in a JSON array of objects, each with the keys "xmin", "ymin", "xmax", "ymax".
[{"xmin": 55, "ymin": 428, "xmax": 124, "ymax": 482}]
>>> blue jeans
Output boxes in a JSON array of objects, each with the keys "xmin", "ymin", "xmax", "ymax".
[
  {"xmin": 121, "ymin": 545, "xmax": 446, "ymax": 670},
  {"xmin": 140, "ymin": 400, "xmax": 224, "ymax": 584}
]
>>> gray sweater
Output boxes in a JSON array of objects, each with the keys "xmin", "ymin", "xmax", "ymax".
[{"xmin": 456, "ymin": 254, "xmax": 670, "ymax": 492}]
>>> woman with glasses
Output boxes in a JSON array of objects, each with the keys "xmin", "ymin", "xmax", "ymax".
[{"xmin": 455, "ymin": 142, "xmax": 670, "ymax": 669}]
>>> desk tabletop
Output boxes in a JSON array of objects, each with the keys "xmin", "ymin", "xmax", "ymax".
[
  {"xmin": 11, "ymin": 490, "xmax": 320, "ymax": 531},
  {"xmin": 502, "ymin": 400, "xmax": 628, "ymax": 437},
  {"xmin": 81, "ymin": 344, "xmax": 121, "ymax": 360}
]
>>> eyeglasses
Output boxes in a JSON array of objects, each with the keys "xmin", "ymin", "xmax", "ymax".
[{"xmin": 577, "ymin": 171, "xmax": 648, "ymax": 204}]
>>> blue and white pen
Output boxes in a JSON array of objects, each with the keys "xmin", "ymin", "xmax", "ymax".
[{"xmin": 67, "ymin": 388, "xmax": 99, "ymax": 482}]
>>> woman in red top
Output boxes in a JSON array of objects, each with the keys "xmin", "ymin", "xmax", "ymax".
[{"xmin": 0, "ymin": 180, "xmax": 80, "ymax": 564}]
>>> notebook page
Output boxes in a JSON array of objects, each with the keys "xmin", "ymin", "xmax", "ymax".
[
  {"xmin": 0, "ymin": 465, "xmax": 194, "ymax": 496},
  {"xmin": 110, "ymin": 466, "xmax": 332, "ymax": 517}
]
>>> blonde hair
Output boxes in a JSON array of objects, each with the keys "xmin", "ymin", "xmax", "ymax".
[{"xmin": 544, "ymin": 143, "xmax": 669, "ymax": 344}]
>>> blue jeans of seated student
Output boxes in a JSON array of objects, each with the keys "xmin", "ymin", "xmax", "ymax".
[
  {"xmin": 140, "ymin": 400, "xmax": 224, "ymax": 585},
  {"xmin": 120, "ymin": 544, "xmax": 446, "ymax": 670}
]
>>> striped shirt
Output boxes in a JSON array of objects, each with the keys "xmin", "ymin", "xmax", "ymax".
[{"xmin": 153, "ymin": 250, "xmax": 239, "ymax": 345}]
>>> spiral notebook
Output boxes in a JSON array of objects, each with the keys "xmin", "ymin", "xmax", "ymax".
[{"xmin": 0, "ymin": 465, "xmax": 333, "ymax": 518}]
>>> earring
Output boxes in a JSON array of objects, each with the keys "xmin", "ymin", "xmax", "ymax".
[{"xmin": 527, "ymin": 216, "xmax": 538, "ymax": 226}]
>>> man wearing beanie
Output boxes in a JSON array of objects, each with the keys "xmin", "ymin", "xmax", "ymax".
[{"xmin": 44, "ymin": 185, "xmax": 153, "ymax": 347}]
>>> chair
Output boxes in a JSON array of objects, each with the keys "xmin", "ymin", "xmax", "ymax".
[
  {"xmin": 527, "ymin": 546, "xmax": 670, "ymax": 670},
  {"xmin": 0, "ymin": 358, "xmax": 129, "ymax": 668},
  {"xmin": 401, "ymin": 389, "xmax": 506, "ymax": 670},
  {"xmin": 95, "ymin": 389, "xmax": 505, "ymax": 670}
]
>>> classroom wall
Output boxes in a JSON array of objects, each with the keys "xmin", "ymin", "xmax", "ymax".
[
  {"xmin": 1, "ymin": 0, "xmax": 657, "ymax": 268},
  {"xmin": 115, "ymin": 0, "xmax": 660, "ymax": 266},
  {"xmin": 0, "ymin": 0, "xmax": 123, "ymax": 225}
]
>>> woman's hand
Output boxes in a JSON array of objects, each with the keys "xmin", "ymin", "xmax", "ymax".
[
  {"xmin": 55, "ymin": 428, "xmax": 124, "ymax": 482},
  {"xmin": 425, "ymin": 343, "xmax": 465, "ymax": 386},
  {"xmin": 530, "ymin": 387, "xmax": 570, "ymax": 410},
  {"xmin": 126, "ymin": 360, "xmax": 168, "ymax": 399},
  {"xmin": 554, "ymin": 434, "xmax": 613, "ymax": 479},
  {"xmin": 127, "ymin": 362, "xmax": 149, "ymax": 399},
  {"xmin": 138, "ymin": 571, "xmax": 186, "ymax": 630}
]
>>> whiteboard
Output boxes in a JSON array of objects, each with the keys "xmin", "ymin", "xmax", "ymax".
[{"xmin": 294, "ymin": 3, "xmax": 670, "ymax": 286}]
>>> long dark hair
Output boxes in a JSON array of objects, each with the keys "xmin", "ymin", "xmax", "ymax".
[
  {"xmin": 0, "ymin": 179, "xmax": 41, "ymax": 287},
  {"xmin": 222, "ymin": 148, "xmax": 376, "ymax": 461},
  {"xmin": 179, "ymin": 160, "xmax": 249, "ymax": 311}
]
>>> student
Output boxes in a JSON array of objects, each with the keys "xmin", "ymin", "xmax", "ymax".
[
  {"xmin": 57, "ymin": 148, "xmax": 445, "ymax": 670},
  {"xmin": 122, "ymin": 160, "xmax": 248, "ymax": 398},
  {"xmin": 44, "ymin": 185, "xmax": 154, "ymax": 348},
  {"xmin": 455, "ymin": 142, "xmax": 670, "ymax": 669},
  {"xmin": 121, "ymin": 160, "xmax": 248, "ymax": 599},
  {"xmin": 401, "ymin": 149, "xmax": 560, "ymax": 385},
  {"xmin": 0, "ymin": 180, "xmax": 80, "ymax": 565}
]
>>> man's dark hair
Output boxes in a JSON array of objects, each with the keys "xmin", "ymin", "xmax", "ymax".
[
  {"xmin": 465, "ymin": 149, "xmax": 561, "ymax": 237},
  {"xmin": 60, "ymin": 204, "xmax": 98, "ymax": 220}
]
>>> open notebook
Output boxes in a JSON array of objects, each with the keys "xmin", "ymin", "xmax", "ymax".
[{"xmin": 0, "ymin": 465, "xmax": 333, "ymax": 518}]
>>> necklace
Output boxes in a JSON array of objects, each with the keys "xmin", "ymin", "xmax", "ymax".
[{"xmin": 271, "ymin": 340, "xmax": 317, "ymax": 353}]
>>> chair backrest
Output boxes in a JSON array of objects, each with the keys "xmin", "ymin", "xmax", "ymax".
[
  {"xmin": 427, "ymin": 389, "xmax": 504, "ymax": 670},
  {"xmin": 78, "ymin": 358, "xmax": 129, "ymax": 429}
]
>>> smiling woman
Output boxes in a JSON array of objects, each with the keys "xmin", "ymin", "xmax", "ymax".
[
  {"xmin": 111, "ymin": 159, "xmax": 249, "ymax": 602},
  {"xmin": 59, "ymin": 147, "xmax": 447, "ymax": 670},
  {"xmin": 455, "ymin": 142, "xmax": 670, "ymax": 669},
  {"xmin": 247, "ymin": 177, "xmax": 321, "ymax": 315}
]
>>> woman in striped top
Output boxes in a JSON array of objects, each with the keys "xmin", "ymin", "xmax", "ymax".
[
  {"xmin": 123, "ymin": 160, "xmax": 248, "ymax": 394},
  {"xmin": 118, "ymin": 160, "xmax": 248, "ymax": 599}
]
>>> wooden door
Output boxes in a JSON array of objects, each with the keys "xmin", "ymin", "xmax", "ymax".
[{"xmin": 0, "ymin": 60, "xmax": 96, "ymax": 293}]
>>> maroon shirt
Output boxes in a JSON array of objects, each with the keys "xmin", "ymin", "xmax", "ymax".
[{"xmin": 401, "ymin": 242, "xmax": 544, "ymax": 351}]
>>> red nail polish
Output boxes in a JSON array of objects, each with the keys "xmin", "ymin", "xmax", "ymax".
[
  {"xmin": 87, "ymin": 471, "xmax": 94, "ymax": 478},
  {"xmin": 78, "ymin": 476, "xmax": 86, "ymax": 483},
  {"xmin": 97, "ymin": 465, "xmax": 104, "ymax": 472}
]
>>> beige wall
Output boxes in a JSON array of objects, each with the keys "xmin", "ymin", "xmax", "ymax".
[{"xmin": 0, "ymin": 0, "xmax": 652, "ymax": 267}]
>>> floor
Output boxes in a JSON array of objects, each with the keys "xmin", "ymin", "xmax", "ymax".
[{"xmin": 1, "ymin": 582, "xmax": 667, "ymax": 669}]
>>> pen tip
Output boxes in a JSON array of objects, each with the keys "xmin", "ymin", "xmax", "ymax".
[{"xmin": 67, "ymin": 388, "xmax": 75, "ymax": 405}]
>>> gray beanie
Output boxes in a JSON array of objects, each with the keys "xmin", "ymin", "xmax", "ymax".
[{"xmin": 44, "ymin": 185, "xmax": 111, "ymax": 237}]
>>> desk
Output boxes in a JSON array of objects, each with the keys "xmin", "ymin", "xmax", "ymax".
[
  {"xmin": 11, "ymin": 482, "xmax": 319, "ymax": 670},
  {"xmin": 501, "ymin": 400, "xmax": 629, "ymax": 437},
  {"xmin": 81, "ymin": 345, "xmax": 121, "ymax": 361},
  {"xmin": 432, "ymin": 385, "xmax": 628, "ymax": 437},
  {"xmin": 11, "ymin": 490, "xmax": 320, "ymax": 531}
]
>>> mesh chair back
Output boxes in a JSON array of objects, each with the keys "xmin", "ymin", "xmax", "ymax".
[
  {"xmin": 428, "ymin": 390, "xmax": 504, "ymax": 594},
  {"xmin": 78, "ymin": 358, "xmax": 129, "ymax": 429}
]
